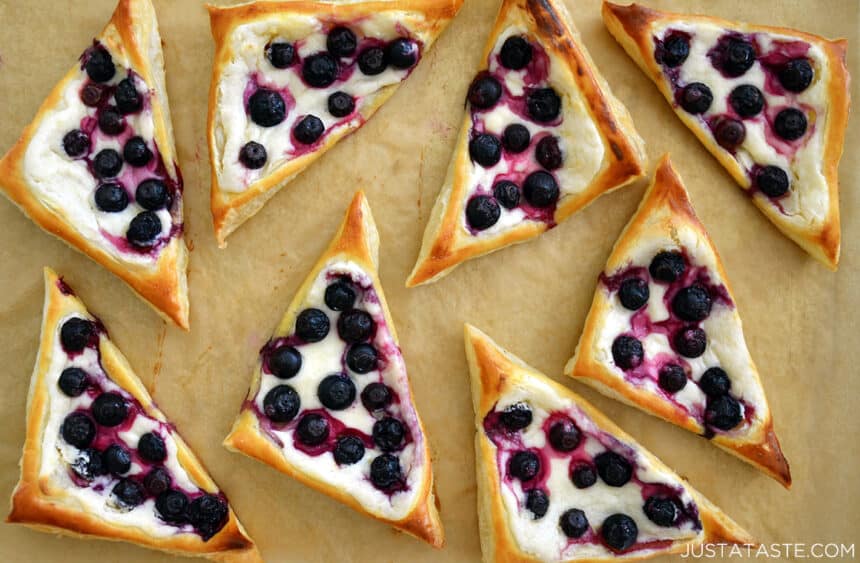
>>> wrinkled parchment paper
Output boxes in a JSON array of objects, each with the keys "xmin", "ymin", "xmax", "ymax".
[{"xmin": 0, "ymin": 0, "xmax": 857, "ymax": 561}]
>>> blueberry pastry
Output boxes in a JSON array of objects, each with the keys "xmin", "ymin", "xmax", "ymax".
[
  {"xmin": 566, "ymin": 155, "xmax": 790, "ymax": 487},
  {"xmin": 406, "ymin": 0, "xmax": 647, "ymax": 287},
  {"xmin": 0, "ymin": 0, "xmax": 190, "ymax": 328},
  {"xmin": 465, "ymin": 325, "xmax": 754, "ymax": 562},
  {"xmin": 603, "ymin": 2, "xmax": 850, "ymax": 270}
]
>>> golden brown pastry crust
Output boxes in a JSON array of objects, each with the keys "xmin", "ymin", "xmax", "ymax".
[
  {"xmin": 602, "ymin": 2, "xmax": 850, "ymax": 270},
  {"xmin": 7, "ymin": 268, "xmax": 259, "ymax": 562},
  {"xmin": 223, "ymin": 191, "xmax": 444, "ymax": 548},
  {"xmin": 206, "ymin": 0, "xmax": 463, "ymax": 247},
  {"xmin": 465, "ymin": 324, "xmax": 756, "ymax": 563},
  {"xmin": 566, "ymin": 155, "xmax": 790, "ymax": 488},
  {"xmin": 406, "ymin": 0, "xmax": 647, "ymax": 287},
  {"xmin": 0, "ymin": 0, "xmax": 190, "ymax": 329}
]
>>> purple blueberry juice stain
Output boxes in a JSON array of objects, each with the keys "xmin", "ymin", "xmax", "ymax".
[{"xmin": 56, "ymin": 278, "xmax": 76, "ymax": 296}]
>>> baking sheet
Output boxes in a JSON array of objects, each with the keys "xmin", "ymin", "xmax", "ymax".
[{"xmin": 0, "ymin": 0, "xmax": 857, "ymax": 561}]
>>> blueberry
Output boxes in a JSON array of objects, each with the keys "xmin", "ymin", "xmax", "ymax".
[
  {"xmin": 721, "ymin": 38, "xmax": 756, "ymax": 77},
  {"xmin": 618, "ymin": 278, "xmax": 649, "ymax": 310},
  {"xmin": 560, "ymin": 508, "xmax": 589, "ymax": 538},
  {"xmin": 357, "ymin": 47, "xmax": 387, "ymax": 76},
  {"xmin": 303, "ymin": 53, "xmax": 339, "ymax": 87},
  {"xmin": 317, "ymin": 374, "xmax": 356, "ymax": 410},
  {"xmin": 660, "ymin": 34, "xmax": 689, "ymax": 67},
  {"xmin": 525, "ymin": 489, "xmax": 549, "ymax": 519},
  {"xmin": 103, "ymin": 444, "xmax": 132, "ymax": 475},
  {"xmin": 523, "ymin": 171, "xmax": 559, "ymax": 208},
  {"xmin": 138, "ymin": 432, "xmax": 167, "ymax": 463},
  {"xmin": 72, "ymin": 448, "xmax": 105, "ymax": 480},
  {"xmin": 467, "ymin": 75, "xmax": 502, "ymax": 109},
  {"xmin": 333, "ymin": 435, "xmax": 365, "ymax": 465},
  {"xmin": 548, "ymin": 420, "xmax": 581, "ymax": 452},
  {"xmin": 370, "ymin": 454, "xmax": 402, "ymax": 489},
  {"xmin": 327, "ymin": 27, "xmax": 357, "ymax": 57},
  {"xmin": 296, "ymin": 308, "xmax": 330, "ymax": 342},
  {"xmin": 508, "ymin": 451, "xmax": 540, "ymax": 481},
  {"xmin": 658, "ymin": 364, "xmax": 687, "ymax": 393},
  {"xmin": 601, "ymin": 513, "xmax": 638, "ymax": 552},
  {"xmin": 156, "ymin": 490, "xmax": 189, "ymax": 523},
  {"xmin": 327, "ymin": 92, "xmax": 355, "ymax": 118},
  {"xmin": 756, "ymin": 165, "xmax": 789, "ymax": 197},
  {"xmin": 294, "ymin": 115, "xmax": 324, "ymax": 145},
  {"xmin": 346, "ymin": 343, "xmax": 378, "ymax": 374},
  {"xmin": 705, "ymin": 394, "xmax": 743, "ymax": 430},
  {"xmin": 649, "ymin": 251, "xmax": 685, "ymax": 282},
  {"xmin": 266, "ymin": 42, "xmax": 295, "ymax": 69},
  {"xmin": 673, "ymin": 327, "xmax": 707, "ymax": 358},
  {"xmin": 526, "ymin": 88, "xmax": 561, "ymax": 122},
  {"xmin": 93, "ymin": 149, "xmax": 123, "ymax": 178},
  {"xmin": 297, "ymin": 413, "xmax": 330, "ymax": 446},
  {"xmin": 699, "ymin": 367, "xmax": 731, "ymax": 397},
  {"xmin": 112, "ymin": 478, "xmax": 145, "ymax": 508},
  {"xmin": 672, "ymin": 284, "xmax": 712, "ymax": 321},
  {"xmin": 644, "ymin": 496, "xmax": 678, "ymax": 527},
  {"xmin": 774, "ymin": 108, "xmax": 807, "ymax": 140},
  {"xmin": 535, "ymin": 136, "xmax": 563, "ymax": 170},
  {"xmin": 80, "ymin": 83, "xmax": 106, "ymax": 107},
  {"xmin": 714, "ymin": 118, "xmax": 746, "ymax": 150},
  {"xmin": 127, "ymin": 211, "xmax": 162, "ymax": 247},
  {"xmin": 502, "ymin": 124, "xmax": 530, "ymax": 153},
  {"xmin": 571, "ymin": 463, "xmax": 597, "ymax": 489},
  {"xmin": 98, "ymin": 107, "xmax": 125, "ymax": 135},
  {"xmin": 92, "ymin": 392, "xmax": 128, "ymax": 427},
  {"xmin": 595, "ymin": 451, "xmax": 632, "ymax": 487},
  {"xmin": 239, "ymin": 141, "xmax": 267, "ymax": 169},
  {"xmin": 385, "ymin": 38, "xmax": 418, "ymax": 69},
  {"xmin": 61, "ymin": 317, "xmax": 94, "ymax": 351},
  {"xmin": 268, "ymin": 345, "xmax": 302, "ymax": 379},
  {"xmin": 136, "ymin": 179, "xmax": 170, "ymax": 210},
  {"xmin": 115, "ymin": 78, "xmax": 142, "ymax": 114},
  {"xmin": 94, "ymin": 183, "xmax": 129, "ymax": 213},
  {"xmin": 779, "ymin": 59, "xmax": 813, "ymax": 92},
  {"xmin": 500, "ymin": 36, "xmax": 532, "ymax": 70},
  {"xmin": 144, "ymin": 467, "xmax": 172, "ymax": 496},
  {"xmin": 337, "ymin": 310, "xmax": 374, "ymax": 343},
  {"xmin": 493, "ymin": 180, "xmax": 520, "ymax": 209},
  {"xmin": 373, "ymin": 417, "xmax": 405, "ymax": 451},
  {"xmin": 248, "ymin": 89, "xmax": 286, "ymax": 127},
  {"xmin": 85, "ymin": 47, "xmax": 115, "ymax": 83},
  {"xmin": 729, "ymin": 85, "xmax": 764, "ymax": 118},
  {"xmin": 361, "ymin": 382, "xmax": 392, "ymax": 412},
  {"xmin": 469, "ymin": 134, "xmax": 502, "ymax": 167},
  {"xmin": 466, "ymin": 195, "xmax": 500, "ymax": 230},
  {"xmin": 611, "ymin": 335, "xmax": 643, "ymax": 370},
  {"xmin": 324, "ymin": 280, "xmax": 356, "ymax": 311},
  {"xmin": 123, "ymin": 136, "xmax": 152, "ymax": 167},
  {"xmin": 187, "ymin": 494, "xmax": 228, "ymax": 539},
  {"xmin": 58, "ymin": 367, "xmax": 89, "ymax": 397},
  {"xmin": 62, "ymin": 129, "xmax": 89, "ymax": 158},
  {"xmin": 263, "ymin": 385, "xmax": 300, "ymax": 423},
  {"xmin": 500, "ymin": 403, "xmax": 532, "ymax": 431},
  {"xmin": 61, "ymin": 415, "xmax": 93, "ymax": 453},
  {"xmin": 679, "ymin": 83, "xmax": 713, "ymax": 114}
]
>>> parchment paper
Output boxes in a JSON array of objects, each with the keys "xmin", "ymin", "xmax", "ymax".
[{"xmin": 0, "ymin": 1, "xmax": 857, "ymax": 561}]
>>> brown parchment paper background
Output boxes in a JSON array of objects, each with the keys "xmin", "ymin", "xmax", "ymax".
[{"xmin": 0, "ymin": 0, "xmax": 857, "ymax": 561}]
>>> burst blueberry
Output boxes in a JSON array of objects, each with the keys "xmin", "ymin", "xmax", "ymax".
[
  {"xmin": 115, "ymin": 77, "xmax": 142, "ymax": 114},
  {"xmin": 526, "ymin": 489, "xmax": 549, "ymax": 519},
  {"xmin": 98, "ymin": 107, "xmax": 125, "ymax": 135},
  {"xmin": 187, "ymin": 494, "xmax": 228, "ymax": 539},
  {"xmin": 144, "ymin": 467, "xmax": 172, "ymax": 496},
  {"xmin": 493, "ymin": 180, "xmax": 520, "ymax": 209},
  {"xmin": 535, "ymin": 136, "xmax": 562, "ymax": 170},
  {"xmin": 72, "ymin": 448, "xmax": 105, "ymax": 480},
  {"xmin": 660, "ymin": 34, "xmax": 689, "ymax": 67}
]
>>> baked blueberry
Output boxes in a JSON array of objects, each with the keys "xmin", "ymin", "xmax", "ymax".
[
  {"xmin": 138, "ymin": 432, "xmax": 167, "ymax": 463},
  {"xmin": 660, "ymin": 34, "xmax": 689, "ymax": 67},
  {"xmin": 644, "ymin": 496, "xmax": 678, "ymax": 527},
  {"xmin": 618, "ymin": 278, "xmax": 649, "ymax": 310},
  {"xmin": 92, "ymin": 392, "xmax": 128, "ymax": 427},
  {"xmin": 773, "ymin": 108, "xmax": 807, "ymax": 140},
  {"xmin": 361, "ymin": 382, "xmax": 392, "ymax": 412},
  {"xmin": 571, "ymin": 463, "xmax": 597, "ymax": 489},
  {"xmin": 594, "ymin": 451, "xmax": 632, "ymax": 487},
  {"xmin": 156, "ymin": 490, "xmax": 188, "ymax": 523},
  {"xmin": 337, "ymin": 310, "xmax": 375, "ymax": 343},
  {"xmin": 720, "ymin": 38, "xmax": 756, "ymax": 77},
  {"xmin": 548, "ymin": 420, "xmax": 581, "ymax": 452},
  {"xmin": 370, "ymin": 454, "xmax": 402, "ymax": 489},
  {"xmin": 93, "ymin": 149, "xmax": 123, "ymax": 178},
  {"xmin": 508, "ymin": 451, "xmax": 540, "ymax": 481},
  {"xmin": 293, "ymin": 115, "xmax": 324, "ymax": 144},
  {"xmin": 673, "ymin": 327, "xmax": 707, "ymax": 358},
  {"xmin": 672, "ymin": 284, "xmax": 712, "ymax": 321},
  {"xmin": 649, "ymin": 251, "xmax": 685, "ymax": 282},
  {"xmin": 112, "ymin": 478, "xmax": 145, "ymax": 508},
  {"xmin": 318, "ymin": 374, "xmax": 356, "ymax": 410},
  {"xmin": 469, "ymin": 134, "xmax": 502, "ymax": 167},
  {"xmin": 303, "ymin": 53, "xmax": 339, "ymax": 87},
  {"xmin": 115, "ymin": 77, "xmax": 142, "ymax": 114},
  {"xmin": 560, "ymin": 508, "xmax": 589, "ymax": 539},
  {"xmin": 714, "ymin": 118, "xmax": 746, "ymax": 150},
  {"xmin": 526, "ymin": 88, "xmax": 561, "ymax": 123},
  {"xmin": 333, "ymin": 435, "xmax": 365, "ymax": 465},
  {"xmin": 386, "ymin": 38, "xmax": 418, "ymax": 69},
  {"xmin": 324, "ymin": 280, "xmax": 356, "ymax": 311},
  {"xmin": 700, "ymin": 367, "xmax": 731, "ymax": 397},
  {"xmin": 187, "ymin": 494, "xmax": 228, "ymax": 539},
  {"xmin": 523, "ymin": 171, "xmax": 559, "ymax": 208},
  {"xmin": 58, "ymin": 367, "xmax": 89, "ymax": 397},
  {"xmin": 327, "ymin": 92, "xmax": 355, "ymax": 118},
  {"xmin": 358, "ymin": 47, "xmax": 387, "ymax": 75},
  {"xmin": 98, "ymin": 106, "xmax": 125, "ymax": 135},
  {"xmin": 61, "ymin": 317, "xmax": 94, "ymax": 351},
  {"xmin": 85, "ymin": 47, "xmax": 115, "ymax": 83},
  {"xmin": 266, "ymin": 42, "xmax": 295, "ymax": 69},
  {"xmin": 268, "ymin": 345, "xmax": 302, "ymax": 379},
  {"xmin": 346, "ymin": 343, "xmax": 378, "ymax": 374},
  {"xmin": 500, "ymin": 36, "xmax": 532, "ymax": 70},
  {"xmin": 248, "ymin": 89, "xmax": 287, "ymax": 127},
  {"xmin": 729, "ymin": 85, "xmax": 764, "ymax": 118},
  {"xmin": 705, "ymin": 394, "xmax": 743, "ymax": 430},
  {"xmin": 611, "ymin": 335, "xmax": 643, "ymax": 371},
  {"xmin": 123, "ymin": 136, "xmax": 152, "ymax": 167},
  {"xmin": 127, "ymin": 211, "xmax": 162, "ymax": 247},
  {"xmin": 136, "ymin": 179, "xmax": 170, "ymax": 210},
  {"xmin": 658, "ymin": 364, "xmax": 687, "ymax": 393},
  {"xmin": 95, "ymin": 183, "xmax": 129, "ymax": 212},
  {"xmin": 263, "ymin": 384, "xmax": 300, "ymax": 423},
  {"xmin": 601, "ymin": 513, "xmax": 638, "ymax": 552},
  {"xmin": 679, "ymin": 82, "xmax": 713, "ymax": 114},
  {"xmin": 373, "ymin": 417, "xmax": 405, "ymax": 452},
  {"xmin": 239, "ymin": 141, "xmax": 267, "ymax": 169},
  {"xmin": 80, "ymin": 83, "xmax": 106, "ymax": 107},
  {"xmin": 62, "ymin": 129, "xmax": 89, "ymax": 158},
  {"xmin": 467, "ymin": 75, "xmax": 502, "ymax": 109},
  {"xmin": 466, "ymin": 195, "xmax": 501, "ymax": 230},
  {"xmin": 61, "ymin": 412, "xmax": 95, "ymax": 448},
  {"xmin": 144, "ymin": 466, "xmax": 172, "ymax": 496},
  {"xmin": 72, "ymin": 448, "xmax": 105, "ymax": 480},
  {"xmin": 755, "ymin": 165, "xmax": 789, "ymax": 197},
  {"xmin": 296, "ymin": 308, "xmax": 330, "ymax": 342},
  {"xmin": 502, "ymin": 124, "xmax": 530, "ymax": 153},
  {"xmin": 779, "ymin": 59, "xmax": 813, "ymax": 92},
  {"xmin": 526, "ymin": 489, "xmax": 549, "ymax": 519},
  {"xmin": 297, "ymin": 413, "xmax": 330, "ymax": 446},
  {"xmin": 327, "ymin": 27, "xmax": 357, "ymax": 57},
  {"xmin": 103, "ymin": 444, "xmax": 132, "ymax": 475},
  {"xmin": 493, "ymin": 180, "xmax": 520, "ymax": 209},
  {"xmin": 535, "ymin": 136, "xmax": 563, "ymax": 170},
  {"xmin": 500, "ymin": 403, "xmax": 532, "ymax": 431}
]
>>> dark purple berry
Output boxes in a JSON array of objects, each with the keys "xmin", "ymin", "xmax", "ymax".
[
  {"xmin": 266, "ymin": 42, "xmax": 295, "ymax": 68},
  {"xmin": 85, "ymin": 47, "xmax": 115, "ymax": 83},
  {"xmin": 699, "ymin": 367, "xmax": 731, "ymax": 397},
  {"xmin": 385, "ymin": 38, "xmax": 418, "ymax": 69},
  {"xmin": 317, "ymin": 374, "xmax": 356, "ymax": 410},
  {"xmin": 773, "ymin": 108, "xmax": 807, "ymax": 140},
  {"xmin": 493, "ymin": 180, "xmax": 520, "ymax": 209},
  {"xmin": 714, "ymin": 118, "xmax": 746, "ymax": 149},
  {"xmin": 571, "ymin": 463, "xmax": 597, "ymax": 489},
  {"xmin": 658, "ymin": 364, "xmax": 687, "ymax": 393},
  {"xmin": 92, "ymin": 392, "xmax": 128, "ymax": 427},
  {"xmin": 112, "ymin": 478, "xmax": 145, "ymax": 508},
  {"xmin": 611, "ymin": 335, "xmax": 643, "ymax": 370},
  {"xmin": 248, "ymin": 89, "xmax": 286, "ymax": 127},
  {"xmin": 502, "ymin": 124, "xmax": 530, "ymax": 153},
  {"xmin": 680, "ymin": 82, "xmax": 713, "ymax": 114},
  {"xmin": 645, "ymin": 496, "xmax": 679, "ymax": 526},
  {"xmin": 560, "ymin": 508, "xmax": 589, "ymax": 538},
  {"xmin": 674, "ymin": 327, "xmax": 707, "ymax": 358},
  {"xmin": 705, "ymin": 394, "xmax": 743, "ymax": 430},
  {"xmin": 136, "ymin": 179, "xmax": 170, "ymax": 210},
  {"xmin": 324, "ymin": 280, "xmax": 355, "ymax": 311},
  {"xmin": 469, "ymin": 134, "xmax": 502, "ymax": 167},
  {"xmin": 346, "ymin": 343, "xmax": 377, "ymax": 374},
  {"xmin": 293, "ymin": 114, "xmax": 324, "ymax": 145},
  {"xmin": 373, "ymin": 417, "xmax": 405, "ymax": 452},
  {"xmin": 535, "ymin": 136, "xmax": 563, "ymax": 170},
  {"xmin": 672, "ymin": 284, "xmax": 712, "ymax": 321},
  {"xmin": 659, "ymin": 34, "xmax": 689, "ymax": 67},
  {"xmin": 72, "ymin": 448, "xmax": 105, "ymax": 480},
  {"xmin": 500, "ymin": 403, "xmax": 532, "ymax": 431},
  {"xmin": 357, "ymin": 47, "xmax": 387, "ymax": 76},
  {"xmin": 338, "ymin": 310, "xmax": 374, "ymax": 343},
  {"xmin": 303, "ymin": 53, "xmax": 339, "ymax": 87},
  {"xmin": 548, "ymin": 420, "xmax": 581, "ymax": 452},
  {"xmin": 649, "ymin": 251, "xmax": 685, "ymax": 282},
  {"xmin": 601, "ymin": 513, "xmax": 638, "ymax": 552},
  {"xmin": 525, "ymin": 489, "xmax": 549, "ymax": 519},
  {"xmin": 595, "ymin": 451, "xmax": 632, "ymax": 487},
  {"xmin": 756, "ymin": 166, "xmax": 789, "ymax": 197},
  {"xmin": 729, "ymin": 85, "xmax": 764, "ymax": 118},
  {"xmin": 144, "ymin": 467, "xmax": 171, "ymax": 496},
  {"xmin": 61, "ymin": 412, "xmax": 95, "ymax": 448},
  {"xmin": 618, "ymin": 278, "xmax": 649, "ymax": 310},
  {"xmin": 779, "ymin": 59, "xmax": 813, "ymax": 92},
  {"xmin": 500, "ymin": 36, "xmax": 532, "ymax": 70},
  {"xmin": 327, "ymin": 27, "xmax": 357, "ymax": 57},
  {"xmin": 95, "ymin": 183, "xmax": 128, "ymax": 212},
  {"xmin": 720, "ymin": 38, "xmax": 756, "ymax": 77},
  {"xmin": 269, "ymin": 345, "xmax": 302, "ymax": 379},
  {"xmin": 239, "ymin": 141, "xmax": 267, "ymax": 169},
  {"xmin": 115, "ymin": 78, "xmax": 142, "ymax": 114},
  {"xmin": 80, "ymin": 83, "xmax": 106, "ymax": 107},
  {"xmin": 526, "ymin": 88, "xmax": 561, "ymax": 122},
  {"xmin": 93, "ymin": 149, "xmax": 123, "ymax": 178},
  {"xmin": 523, "ymin": 171, "xmax": 559, "ymax": 208},
  {"xmin": 263, "ymin": 385, "xmax": 300, "ymax": 423},
  {"xmin": 61, "ymin": 317, "xmax": 94, "ymax": 351},
  {"xmin": 361, "ymin": 382, "xmax": 392, "ymax": 412},
  {"xmin": 103, "ymin": 444, "xmax": 132, "ymax": 475},
  {"xmin": 370, "ymin": 454, "xmax": 401, "ymax": 489},
  {"xmin": 58, "ymin": 368, "xmax": 89, "ymax": 397},
  {"xmin": 296, "ymin": 308, "xmax": 330, "ymax": 342},
  {"xmin": 466, "ymin": 195, "xmax": 500, "ymax": 230},
  {"xmin": 156, "ymin": 490, "xmax": 188, "ymax": 523},
  {"xmin": 138, "ymin": 432, "xmax": 167, "ymax": 463},
  {"xmin": 127, "ymin": 211, "xmax": 162, "ymax": 247},
  {"xmin": 333, "ymin": 435, "xmax": 365, "ymax": 465},
  {"xmin": 508, "ymin": 451, "xmax": 540, "ymax": 481},
  {"xmin": 98, "ymin": 107, "xmax": 125, "ymax": 135},
  {"xmin": 467, "ymin": 75, "xmax": 502, "ymax": 109},
  {"xmin": 186, "ymin": 494, "xmax": 228, "ymax": 539},
  {"xmin": 123, "ymin": 136, "xmax": 152, "ymax": 167},
  {"xmin": 327, "ymin": 92, "xmax": 355, "ymax": 118},
  {"xmin": 63, "ymin": 129, "xmax": 89, "ymax": 158},
  {"xmin": 297, "ymin": 413, "xmax": 329, "ymax": 446}
]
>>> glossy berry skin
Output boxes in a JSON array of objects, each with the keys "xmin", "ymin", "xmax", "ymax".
[
  {"xmin": 115, "ymin": 78, "xmax": 141, "ymax": 114},
  {"xmin": 714, "ymin": 118, "xmax": 746, "ymax": 150},
  {"xmin": 385, "ymin": 38, "xmax": 418, "ymax": 69},
  {"xmin": 508, "ymin": 450, "xmax": 540, "ymax": 482},
  {"xmin": 123, "ymin": 136, "xmax": 152, "ymax": 167},
  {"xmin": 493, "ymin": 181, "xmax": 520, "ymax": 209},
  {"xmin": 500, "ymin": 36, "xmax": 532, "ymax": 70},
  {"xmin": 187, "ymin": 495, "xmax": 228, "ymax": 539},
  {"xmin": 346, "ymin": 343, "xmax": 378, "ymax": 374},
  {"xmin": 127, "ymin": 211, "xmax": 162, "ymax": 248},
  {"xmin": 269, "ymin": 345, "xmax": 302, "ymax": 379},
  {"xmin": 156, "ymin": 490, "xmax": 189, "ymax": 524},
  {"xmin": 660, "ymin": 34, "xmax": 690, "ymax": 67},
  {"xmin": 326, "ymin": 27, "xmax": 357, "ymax": 57},
  {"xmin": 72, "ymin": 448, "xmax": 105, "ymax": 481},
  {"xmin": 679, "ymin": 82, "xmax": 713, "ymax": 114},
  {"xmin": 618, "ymin": 278, "xmax": 649, "ymax": 311},
  {"xmin": 267, "ymin": 42, "xmax": 295, "ymax": 69},
  {"xmin": 370, "ymin": 454, "xmax": 402, "ymax": 489},
  {"xmin": 674, "ymin": 327, "xmax": 707, "ymax": 358},
  {"xmin": 522, "ymin": 171, "xmax": 559, "ymax": 208},
  {"xmin": 333, "ymin": 435, "xmax": 365, "ymax": 465},
  {"xmin": 526, "ymin": 88, "xmax": 561, "ymax": 123},
  {"xmin": 317, "ymin": 374, "xmax": 356, "ymax": 410},
  {"xmin": 560, "ymin": 509, "xmax": 589, "ymax": 539},
  {"xmin": 467, "ymin": 75, "xmax": 502, "ymax": 109},
  {"xmin": 92, "ymin": 392, "xmax": 128, "ymax": 427},
  {"xmin": 61, "ymin": 318, "xmax": 94, "ymax": 351},
  {"xmin": 138, "ymin": 432, "xmax": 167, "ymax": 463},
  {"xmin": 358, "ymin": 48, "xmax": 387, "ymax": 76},
  {"xmin": 61, "ymin": 412, "xmax": 95, "ymax": 448},
  {"xmin": 136, "ymin": 179, "xmax": 170, "ymax": 210},
  {"xmin": 526, "ymin": 489, "xmax": 549, "ymax": 519},
  {"xmin": 756, "ymin": 166, "xmax": 789, "ymax": 197},
  {"xmin": 649, "ymin": 251, "xmax": 686, "ymax": 282},
  {"xmin": 303, "ymin": 53, "xmax": 339, "ymax": 87},
  {"xmin": 466, "ymin": 195, "xmax": 501, "ymax": 231},
  {"xmin": 63, "ymin": 130, "xmax": 90, "ymax": 158},
  {"xmin": 294, "ymin": 115, "xmax": 325, "ymax": 145},
  {"xmin": 720, "ymin": 38, "xmax": 756, "ymax": 77},
  {"xmin": 644, "ymin": 496, "xmax": 678, "ymax": 527},
  {"xmin": 113, "ymin": 478, "xmax": 145, "ymax": 508},
  {"xmin": 324, "ymin": 280, "xmax": 356, "ymax": 311},
  {"xmin": 611, "ymin": 335, "xmax": 644, "ymax": 370},
  {"xmin": 373, "ymin": 417, "xmax": 405, "ymax": 452},
  {"xmin": 535, "ymin": 136, "xmax": 563, "ymax": 170},
  {"xmin": 705, "ymin": 394, "xmax": 743, "ymax": 430},
  {"xmin": 699, "ymin": 367, "xmax": 731, "ymax": 397},
  {"xmin": 85, "ymin": 48, "xmax": 116, "ymax": 83},
  {"xmin": 239, "ymin": 141, "xmax": 267, "ymax": 169},
  {"xmin": 469, "ymin": 134, "xmax": 502, "ymax": 167},
  {"xmin": 327, "ymin": 92, "xmax": 355, "ymax": 118},
  {"xmin": 98, "ymin": 107, "xmax": 125, "ymax": 136},
  {"xmin": 361, "ymin": 382, "xmax": 392, "ymax": 412},
  {"xmin": 779, "ymin": 59, "xmax": 813, "ymax": 92},
  {"xmin": 59, "ymin": 367, "xmax": 89, "ymax": 397},
  {"xmin": 500, "ymin": 403, "xmax": 532, "ymax": 431},
  {"xmin": 103, "ymin": 444, "xmax": 132, "ymax": 475},
  {"xmin": 94, "ymin": 183, "xmax": 129, "ymax": 213},
  {"xmin": 594, "ymin": 451, "xmax": 632, "ymax": 487},
  {"xmin": 297, "ymin": 413, "xmax": 330, "ymax": 446},
  {"xmin": 548, "ymin": 420, "xmax": 581, "ymax": 452},
  {"xmin": 248, "ymin": 89, "xmax": 287, "ymax": 127},
  {"xmin": 773, "ymin": 108, "xmax": 807, "ymax": 140},
  {"xmin": 144, "ymin": 467, "xmax": 172, "ymax": 496},
  {"xmin": 502, "ymin": 124, "xmax": 530, "ymax": 153},
  {"xmin": 93, "ymin": 149, "xmax": 123, "ymax": 179},
  {"xmin": 658, "ymin": 364, "xmax": 687, "ymax": 393},
  {"xmin": 672, "ymin": 285, "xmax": 712, "ymax": 321},
  {"xmin": 263, "ymin": 385, "xmax": 300, "ymax": 423},
  {"xmin": 571, "ymin": 463, "xmax": 597, "ymax": 489},
  {"xmin": 601, "ymin": 513, "xmax": 639, "ymax": 552},
  {"xmin": 337, "ymin": 310, "xmax": 375, "ymax": 343},
  {"xmin": 729, "ymin": 85, "xmax": 764, "ymax": 118},
  {"xmin": 80, "ymin": 83, "xmax": 106, "ymax": 107},
  {"xmin": 296, "ymin": 308, "xmax": 330, "ymax": 342}
]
